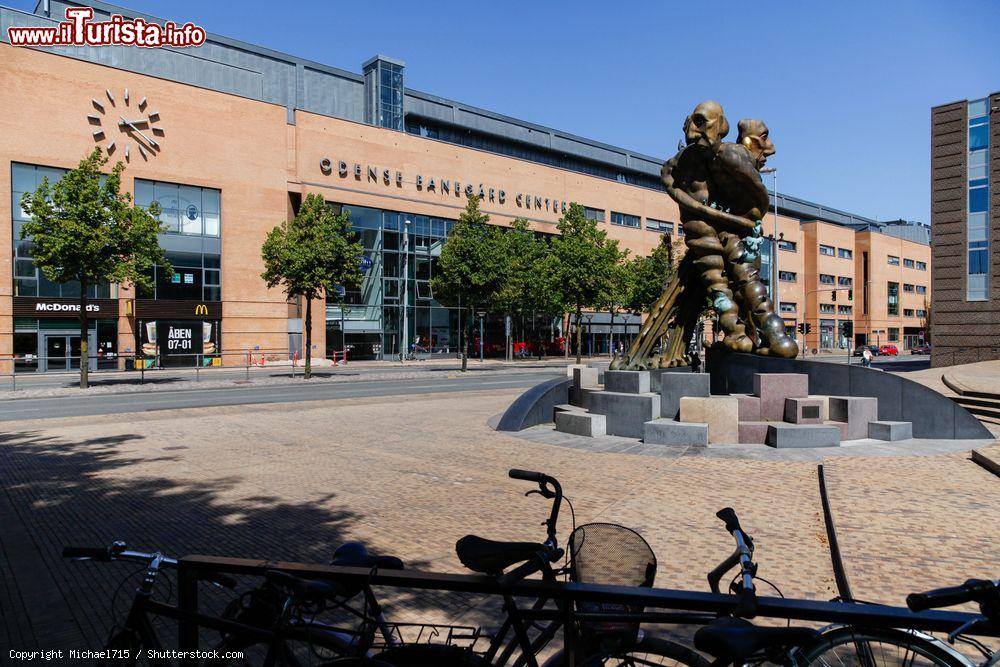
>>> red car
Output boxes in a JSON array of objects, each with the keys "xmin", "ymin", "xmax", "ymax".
[{"xmin": 878, "ymin": 344, "xmax": 899, "ymax": 356}]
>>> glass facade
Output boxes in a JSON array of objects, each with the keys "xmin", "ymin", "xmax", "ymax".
[
  {"xmin": 327, "ymin": 204, "xmax": 560, "ymax": 361},
  {"xmin": 135, "ymin": 179, "xmax": 221, "ymax": 237},
  {"xmin": 967, "ymin": 98, "xmax": 989, "ymax": 300}
]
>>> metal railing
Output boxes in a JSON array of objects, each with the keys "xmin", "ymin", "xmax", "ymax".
[{"xmin": 0, "ymin": 348, "xmax": 349, "ymax": 391}]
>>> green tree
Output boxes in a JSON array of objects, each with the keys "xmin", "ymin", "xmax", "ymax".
[
  {"xmin": 20, "ymin": 147, "xmax": 169, "ymax": 389},
  {"xmin": 261, "ymin": 193, "xmax": 362, "ymax": 379},
  {"xmin": 599, "ymin": 255, "xmax": 634, "ymax": 356},
  {"xmin": 626, "ymin": 233, "xmax": 680, "ymax": 315},
  {"xmin": 547, "ymin": 202, "xmax": 625, "ymax": 364},
  {"xmin": 430, "ymin": 195, "xmax": 507, "ymax": 371}
]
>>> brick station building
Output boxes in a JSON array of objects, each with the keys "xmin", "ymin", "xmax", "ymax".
[{"xmin": 1, "ymin": 1, "xmax": 932, "ymax": 372}]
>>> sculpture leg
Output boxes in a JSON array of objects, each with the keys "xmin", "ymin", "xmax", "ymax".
[{"xmin": 684, "ymin": 220, "xmax": 751, "ymax": 353}]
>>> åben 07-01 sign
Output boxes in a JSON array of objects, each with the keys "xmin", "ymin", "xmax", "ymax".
[{"xmin": 318, "ymin": 157, "xmax": 570, "ymax": 216}]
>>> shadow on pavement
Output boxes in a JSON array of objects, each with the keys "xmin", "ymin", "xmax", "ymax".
[{"xmin": 0, "ymin": 430, "xmax": 472, "ymax": 654}]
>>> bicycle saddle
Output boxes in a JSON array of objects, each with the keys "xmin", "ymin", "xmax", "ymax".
[
  {"xmin": 332, "ymin": 542, "xmax": 404, "ymax": 570},
  {"xmin": 694, "ymin": 617, "xmax": 820, "ymax": 662},
  {"xmin": 455, "ymin": 535, "xmax": 546, "ymax": 575},
  {"xmin": 265, "ymin": 570, "xmax": 346, "ymax": 603}
]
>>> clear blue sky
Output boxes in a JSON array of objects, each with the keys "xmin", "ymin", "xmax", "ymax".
[{"xmin": 10, "ymin": 0, "xmax": 999, "ymax": 222}]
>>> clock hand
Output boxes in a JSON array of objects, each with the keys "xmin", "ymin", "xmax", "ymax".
[{"xmin": 119, "ymin": 117, "xmax": 159, "ymax": 148}]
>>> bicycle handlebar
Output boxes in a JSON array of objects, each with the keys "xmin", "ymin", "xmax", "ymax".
[
  {"xmin": 62, "ymin": 542, "xmax": 236, "ymax": 589},
  {"xmin": 707, "ymin": 508, "xmax": 758, "ymax": 619},
  {"xmin": 907, "ymin": 579, "xmax": 999, "ymax": 613},
  {"xmin": 508, "ymin": 469, "xmax": 563, "ymax": 548}
]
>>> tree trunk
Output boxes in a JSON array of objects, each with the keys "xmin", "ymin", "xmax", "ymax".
[
  {"xmin": 79, "ymin": 280, "xmax": 89, "ymax": 389},
  {"xmin": 459, "ymin": 307, "xmax": 468, "ymax": 372},
  {"xmin": 609, "ymin": 309, "xmax": 616, "ymax": 356},
  {"xmin": 575, "ymin": 305, "xmax": 583, "ymax": 365},
  {"xmin": 304, "ymin": 295, "xmax": 312, "ymax": 379}
]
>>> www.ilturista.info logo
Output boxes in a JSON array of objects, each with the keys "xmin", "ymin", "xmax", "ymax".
[{"xmin": 7, "ymin": 7, "xmax": 206, "ymax": 48}]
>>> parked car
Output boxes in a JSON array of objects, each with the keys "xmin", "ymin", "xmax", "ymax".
[
  {"xmin": 910, "ymin": 343, "xmax": 932, "ymax": 355},
  {"xmin": 878, "ymin": 344, "xmax": 899, "ymax": 356},
  {"xmin": 853, "ymin": 344, "xmax": 879, "ymax": 357}
]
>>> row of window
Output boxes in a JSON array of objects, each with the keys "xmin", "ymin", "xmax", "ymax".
[
  {"xmin": 887, "ymin": 255, "xmax": 927, "ymax": 270},
  {"xmin": 903, "ymin": 283, "xmax": 928, "ymax": 294},
  {"xmin": 967, "ymin": 98, "xmax": 990, "ymax": 301},
  {"xmin": 903, "ymin": 308, "xmax": 928, "ymax": 318},
  {"xmin": 818, "ymin": 304, "xmax": 854, "ymax": 315},
  {"xmin": 818, "ymin": 244, "xmax": 853, "ymax": 259}
]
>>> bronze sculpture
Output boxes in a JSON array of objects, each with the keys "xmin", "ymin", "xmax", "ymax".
[{"xmin": 613, "ymin": 101, "xmax": 798, "ymax": 369}]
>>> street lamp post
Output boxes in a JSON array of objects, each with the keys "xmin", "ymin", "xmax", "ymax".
[
  {"xmin": 584, "ymin": 314, "xmax": 594, "ymax": 357},
  {"xmin": 760, "ymin": 167, "xmax": 780, "ymax": 316}
]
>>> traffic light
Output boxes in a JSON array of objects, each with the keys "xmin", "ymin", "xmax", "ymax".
[
  {"xmin": 831, "ymin": 290, "xmax": 837, "ymax": 302},
  {"xmin": 848, "ymin": 289, "xmax": 853, "ymax": 301},
  {"xmin": 842, "ymin": 321, "xmax": 853, "ymax": 338},
  {"xmin": 805, "ymin": 322, "xmax": 813, "ymax": 334},
  {"xmin": 797, "ymin": 322, "xmax": 805, "ymax": 334}
]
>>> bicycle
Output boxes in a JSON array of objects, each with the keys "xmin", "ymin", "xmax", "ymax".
[
  {"xmin": 63, "ymin": 541, "xmax": 240, "ymax": 665},
  {"xmin": 795, "ymin": 578, "xmax": 1000, "ymax": 667}
]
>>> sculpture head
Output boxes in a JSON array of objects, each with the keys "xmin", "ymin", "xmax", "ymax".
[
  {"xmin": 684, "ymin": 100, "xmax": 729, "ymax": 150},
  {"xmin": 737, "ymin": 119, "xmax": 775, "ymax": 170}
]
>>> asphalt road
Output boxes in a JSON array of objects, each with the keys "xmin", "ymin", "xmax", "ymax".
[{"xmin": 0, "ymin": 371, "xmax": 562, "ymax": 422}]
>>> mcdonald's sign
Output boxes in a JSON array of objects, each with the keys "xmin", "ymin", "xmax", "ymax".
[{"xmin": 194, "ymin": 303, "xmax": 209, "ymax": 316}]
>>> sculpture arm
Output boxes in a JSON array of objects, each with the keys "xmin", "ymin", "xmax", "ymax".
[{"xmin": 661, "ymin": 158, "xmax": 758, "ymax": 234}]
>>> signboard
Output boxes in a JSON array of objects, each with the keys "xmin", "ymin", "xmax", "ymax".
[
  {"xmin": 135, "ymin": 299, "xmax": 221, "ymax": 320},
  {"xmin": 13, "ymin": 297, "xmax": 119, "ymax": 318},
  {"xmin": 360, "ymin": 256, "xmax": 373, "ymax": 271},
  {"xmin": 138, "ymin": 319, "xmax": 220, "ymax": 367}
]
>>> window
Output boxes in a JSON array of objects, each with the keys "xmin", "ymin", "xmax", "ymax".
[
  {"xmin": 11, "ymin": 163, "xmax": 112, "ymax": 299},
  {"xmin": 916, "ymin": 309, "xmax": 927, "ymax": 318},
  {"xmin": 915, "ymin": 285, "xmax": 927, "ymax": 294},
  {"xmin": 819, "ymin": 244, "xmax": 835, "ymax": 256},
  {"xmin": 915, "ymin": 260, "xmax": 927, "ymax": 271},
  {"xmin": 819, "ymin": 274, "xmax": 835, "ymax": 285},
  {"xmin": 778, "ymin": 270, "xmax": 797, "ymax": 282},
  {"xmin": 141, "ymin": 251, "xmax": 221, "ymax": 302},
  {"xmin": 967, "ymin": 99, "xmax": 989, "ymax": 301},
  {"xmin": 888, "ymin": 328, "xmax": 899, "ymax": 342},
  {"xmin": 135, "ymin": 179, "xmax": 221, "ymax": 237},
  {"xmin": 838, "ymin": 276, "xmax": 853, "ymax": 286},
  {"xmin": 779, "ymin": 302, "xmax": 796, "ymax": 313},
  {"xmin": 676, "ymin": 224, "xmax": 685, "ymax": 237},
  {"xmin": 887, "ymin": 255, "xmax": 900, "ymax": 266},
  {"xmin": 887, "ymin": 281, "xmax": 899, "ymax": 315},
  {"xmin": 778, "ymin": 240, "xmax": 797, "ymax": 252},
  {"xmin": 837, "ymin": 248, "xmax": 853, "ymax": 259},
  {"xmin": 903, "ymin": 258, "xmax": 915, "ymax": 268},
  {"xmin": 583, "ymin": 207, "xmax": 605, "ymax": 223},
  {"xmin": 838, "ymin": 305, "xmax": 853, "ymax": 315},
  {"xmin": 903, "ymin": 308, "xmax": 915, "ymax": 317},
  {"xmin": 903, "ymin": 283, "xmax": 915, "ymax": 292},
  {"xmin": 645, "ymin": 218, "xmax": 673, "ymax": 234},
  {"xmin": 610, "ymin": 211, "xmax": 640, "ymax": 228},
  {"xmin": 819, "ymin": 303, "xmax": 835, "ymax": 314}
]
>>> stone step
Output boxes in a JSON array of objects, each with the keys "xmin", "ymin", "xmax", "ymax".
[
  {"xmin": 588, "ymin": 391, "xmax": 659, "ymax": 438},
  {"xmin": 766, "ymin": 423, "xmax": 841, "ymax": 448},
  {"xmin": 732, "ymin": 394, "xmax": 761, "ymax": 421},
  {"xmin": 754, "ymin": 373, "xmax": 809, "ymax": 421},
  {"xmin": 644, "ymin": 419, "xmax": 708, "ymax": 446},
  {"xmin": 554, "ymin": 403, "xmax": 583, "ymax": 413},
  {"xmin": 784, "ymin": 397, "xmax": 825, "ymax": 424},
  {"xmin": 555, "ymin": 411, "xmax": 606, "ymax": 437},
  {"xmin": 738, "ymin": 421, "xmax": 769, "ymax": 444},
  {"xmin": 824, "ymin": 420, "xmax": 849, "ymax": 440},
  {"xmin": 659, "ymin": 373, "xmax": 711, "ymax": 419},
  {"xmin": 572, "ymin": 367, "xmax": 600, "ymax": 390},
  {"xmin": 680, "ymin": 396, "xmax": 738, "ymax": 444},
  {"xmin": 868, "ymin": 420, "xmax": 913, "ymax": 441},
  {"xmin": 604, "ymin": 370, "xmax": 650, "ymax": 394},
  {"xmin": 829, "ymin": 396, "xmax": 878, "ymax": 440}
]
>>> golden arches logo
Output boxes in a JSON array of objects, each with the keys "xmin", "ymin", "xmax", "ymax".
[{"xmin": 194, "ymin": 304, "xmax": 209, "ymax": 316}]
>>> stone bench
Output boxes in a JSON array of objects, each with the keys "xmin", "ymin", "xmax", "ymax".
[
  {"xmin": 643, "ymin": 419, "xmax": 708, "ymax": 446},
  {"xmin": 555, "ymin": 411, "xmax": 606, "ymax": 437},
  {"xmin": 766, "ymin": 423, "xmax": 841, "ymax": 448}
]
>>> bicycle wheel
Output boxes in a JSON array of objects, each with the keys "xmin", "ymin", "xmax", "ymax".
[
  {"xmin": 798, "ymin": 626, "xmax": 971, "ymax": 667},
  {"xmin": 374, "ymin": 644, "xmax": 485, "ymax": 666},
  {"xmin": 544, "ymin": 635, "xmax": 711, "ymax": 667}
]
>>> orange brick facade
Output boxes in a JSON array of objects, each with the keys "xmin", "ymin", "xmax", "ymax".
[{"xmin": 0, "ymin": 42, "xmax": 930, "ymax": 370}]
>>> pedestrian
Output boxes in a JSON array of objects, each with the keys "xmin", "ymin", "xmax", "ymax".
[{"xmin": 861, "ymin": 346, "xmax": 873, "ymax": 368}]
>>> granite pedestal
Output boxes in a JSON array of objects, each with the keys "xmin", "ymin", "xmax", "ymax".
[
  {"xmin": 868, "ymin": 420, "xmax": 913, "ymax": 441},
  {"xmin": 766, "ymin": 423, "xmax": 841, "ymax": 448},
  {"xmin": 555, "ymin": 410, "xmax": 607, "ymax": 437},
  {"xmin": 829, "ymin": 396, "xmax": 879, "ymax": 440},
  {"xmin": 732, "ymin": 394, "xmax": 761, "ymax": 421},
  {"xmin": 679, "ymin": 396, "xmax": 739, "ymax": 444},
  {"xmin": 573, "ymin": 367, "xmax": 600, "ymax": 389},
  {"xmin": 588, "ymin": 391, "xmax": 659, "ymax": 438},
  {"xmin": 754, "ymin": 373, "xmax": 809, "ymax": 421},
  {"xmin": 738, "ymin": 421, "xmax": 770, "ymax": 444},
  {"xmin": 604, "ymin": 370, "xmax": 651, "ymax": 395},
  {"xmin": 643, "ymin": 419, "xmax": 708, "ymax": 446},
  {"xmin": 660, "ymin": 373, "xmax": 711, "ymax": 419},
  {"xmin": 784, "ymin": 397, "xmax": 825, "ymax": 424}
]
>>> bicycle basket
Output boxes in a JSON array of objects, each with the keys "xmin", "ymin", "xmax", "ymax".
[{"xmin": 569, "ymin": 523, "xmax": 657, "ymax": 644}]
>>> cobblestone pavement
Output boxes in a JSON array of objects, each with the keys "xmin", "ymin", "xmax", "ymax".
[{"xmin": 1, "ymin": 389, "xmax": 997, "ymax": 656}]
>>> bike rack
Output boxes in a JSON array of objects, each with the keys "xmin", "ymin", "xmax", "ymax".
[{"xmin": 176, "ymin": 554, "xmax": 995, "ymax": 664}]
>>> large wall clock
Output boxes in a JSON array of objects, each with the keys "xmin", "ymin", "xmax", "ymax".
[{"xmin": 86, "ymin": 88, "xmax": 163, "ymax": 161}]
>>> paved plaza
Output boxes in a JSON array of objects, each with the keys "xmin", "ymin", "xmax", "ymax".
[{"xmin": 1, "ymin": 387, "xmax": 998, "ymax": 654}]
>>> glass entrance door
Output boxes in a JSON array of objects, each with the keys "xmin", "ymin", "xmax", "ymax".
[{"xmin": 46, "ymin": 335, "xmax": 69, "ymax": 370}]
